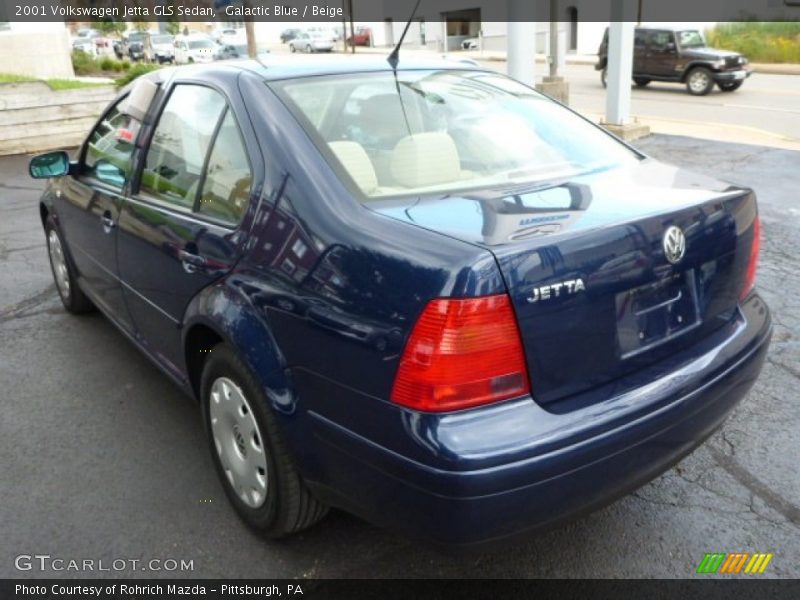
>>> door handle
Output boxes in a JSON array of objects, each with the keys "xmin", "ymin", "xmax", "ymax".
[
  {"xmin": 101, "ymin": 211, "xmax": 116, "ymax": 232},
  {"xmin": 178, "ymin": 249, "xmax": 206, "ymax": 274}
]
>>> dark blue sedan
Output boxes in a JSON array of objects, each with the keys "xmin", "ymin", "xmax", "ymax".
[{"xmin": 29, "ymin": 56, "xmax": 770, "ymax": 546}]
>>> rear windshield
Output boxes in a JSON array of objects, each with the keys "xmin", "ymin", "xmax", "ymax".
[{"xmin": 271, "ymin": 70, "xmax": 639, "ymax": 200}]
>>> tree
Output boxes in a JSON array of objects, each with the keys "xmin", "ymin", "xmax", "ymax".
[
  {"xmin": 95, "ymin": 20, "xmax": 127, "ymax": 38},
  {"xmin": 165, "ymin": 21, "xmax": 181, "ymax": 36}
]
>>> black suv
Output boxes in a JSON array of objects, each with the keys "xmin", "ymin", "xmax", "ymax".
[{"xmin": 597, "ymin": 27, "xmax": 750, "ymax": 95}]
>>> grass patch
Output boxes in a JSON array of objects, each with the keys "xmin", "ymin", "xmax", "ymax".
[
  {"xmin": 706, "ymin": 22, "xmax": 800, "ymax": 63},
  {"xmin": 0, "ymin": 72, "xmax": 111, "ymax": 90}
]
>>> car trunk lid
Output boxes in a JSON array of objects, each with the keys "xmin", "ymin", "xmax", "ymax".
[{"xmin": 372, "ymin": 160, "xmax": 758, "ymax": 405}]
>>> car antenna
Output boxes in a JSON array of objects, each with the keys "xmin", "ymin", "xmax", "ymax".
[{"xmin": 387, "ymin": 0, "xmax": 422, "ymax": 70}]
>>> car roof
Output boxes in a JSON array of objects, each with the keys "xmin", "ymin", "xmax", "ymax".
[
  {"xmin": 234, "ymin": 55, "xmax": 480, "ymax": 81},
  {"xmin": 133, "ymin": 56, "xmax": 484, "ymax": 95}
]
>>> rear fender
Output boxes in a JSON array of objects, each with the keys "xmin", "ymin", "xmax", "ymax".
[{"xmin": 182, "ymin": 279, "xmax": 294, "ymax": 415}]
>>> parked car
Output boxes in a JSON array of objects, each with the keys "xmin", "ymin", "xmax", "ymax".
[
  {"xmin": 215, "ymin": 42, "xmax": 250, "ymax": 60},
  {"xmin": 211, "ymin": 27, "xmax": 241, "ymax": 43},
  {"xmin": 29, "ymin": 58, "xmax": 770, "ymax": 546},
  {"xmin": 346, "ymin": 26, "xmax": 372, "ymax": 47},
  {"xmin": 72, "ymin": 38, "xmax": 96, "ymax": 55},
  {"xmin": 143, "ymin": 33, "xmax": 175, "ymax": 64},
  {"xmin": 114, "ymin": 30, "xmax": 149, "ymax": 61},
  {"xmin": 280, "ymin": 28, "xmax": 302, "ymax": 43},
  {"xmin": 174, "ymin": 35, "xmax": 216, "ymax": 64},
  {"xmin": 127, "ymin": 41, "xmax": 145, "ymax": 62},
  {"xmin": 597, "ymin": 26, "xmax": 751, "ymax": 95},
  {"xmin": 288, "ymin": 31, "xmax": 334, "ymax": 53}
]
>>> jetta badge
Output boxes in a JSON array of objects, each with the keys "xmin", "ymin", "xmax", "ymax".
[
  {"xmin": 663, "ymin": 226, "xmax": 687, "ymax": 265},
  {"xmin": 527, "ymin": 278, "xmax": 585, "ymax": 304}
]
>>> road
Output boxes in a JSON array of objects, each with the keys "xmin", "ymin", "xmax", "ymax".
[
  {"xmin": 1, "ymin": 142, "xmax": 799, "ymax": 575},
  {"xmin": 542, "ymin": 63, "xmax": 800, "ymax": 143}
]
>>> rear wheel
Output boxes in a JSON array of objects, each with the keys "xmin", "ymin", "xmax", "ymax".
[
  {"xmin": 718, "ymin": 80, "xmax": 743, "ymax": 92},
  {"xmin": 201, "ymin": 344, "xmax": 328, "ymax": 537},
  {"xmin": 686, "ymin": 67, "xmax": 714, "ymax": 95},
  {"xmin": 45, "ymin": 217, "xmax": 94, "ymax": 314},
  {"xmin": 601, "ymin": 68, "xmax": 607, "ymax": 88},
  {"xmin": 634, "ymin": 77, "xmax": 651, "ymax": 87},
  {"xmin": 306, "ymin": 44, "xmax": 313, "ymax": 53},
  {"xmin": 290, "ymin": 44, "xmax": 296, "ymax": 53}
]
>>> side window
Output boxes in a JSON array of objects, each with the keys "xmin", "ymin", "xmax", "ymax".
[
  {"xmin": 197, "ymin": 110, "xmax": 253, "ymax": 224},
  {"xmin": 84, "ymin": 99, "xmax": 139, "ymax": 189},
  {"xmin": 140, "ymin": 85, "xmax": 226, "ymax": 210},
  {"xmin": 649, "ymin": 31, "xmax": 674, "ymax": 51},
  {"xmin": 634, "ymin": 30, "xmax": 647, "ymax": 48}
]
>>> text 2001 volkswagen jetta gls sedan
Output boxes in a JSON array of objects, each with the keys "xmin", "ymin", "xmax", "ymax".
[{"xmin": 30, "ymin": 57, "xmax": 770, "ymax": 546}]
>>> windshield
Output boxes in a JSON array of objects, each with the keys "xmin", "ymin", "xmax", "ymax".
[
  {"xmin": 152, "ymin": 35, "xmax": 172, "ymax": 45},
  {"xmin": 188, "ymin": 39, "xmax": 214, "ymax": 49},
  {"xmin": 677, "ymin": 30, "xmax": 705, "ymax": 48},
  {"xmin": 272, "ymin": 70, "xmax": 639, "ymax": 200}
]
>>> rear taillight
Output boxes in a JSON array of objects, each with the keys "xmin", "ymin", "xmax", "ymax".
[
  {"xmin": 740, "ymin": 215, "xmax": 761, "ymax": 301},
  {"xmin": 391, "ymin": 294, "xmax": 530, "ymax": 412}
]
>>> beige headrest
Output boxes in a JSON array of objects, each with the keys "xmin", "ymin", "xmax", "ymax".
[
  {"xmin": 390, "ymin": 132, "xmax": 461, "ymax": 189},
  {"xmin": 328, "ymin": 141, "xmax": 378, "ymax": 194}
]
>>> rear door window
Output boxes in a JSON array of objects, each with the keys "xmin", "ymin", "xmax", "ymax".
[
  {"xmin": 197, "ymin": 109, "xmax": 253, "ymax": 224},
  {"xmin": 139, "ymin": 85, "xmax": 226, "ymax": 210}
]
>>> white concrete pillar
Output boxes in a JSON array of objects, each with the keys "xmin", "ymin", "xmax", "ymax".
[
  {"xmin": 605, "ymin": 9, "xmax": 635, "ymax": 125},
  {"xmin": 507, "ymin": 0, "xmax": 536, "ymax": 85}
]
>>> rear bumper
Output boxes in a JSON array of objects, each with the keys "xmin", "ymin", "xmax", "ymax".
[{"xmin": 297, "ymin": 294, "xmax": 771, "ymax": 546}]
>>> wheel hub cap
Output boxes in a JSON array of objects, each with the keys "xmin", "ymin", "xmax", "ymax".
[
  {"xmin": 209, "ymin": 377, "xmax": 268, "ymax": 508},
  {"xmin": 48, "ymin": 230, "xmax": 70, "ymax": 300}
]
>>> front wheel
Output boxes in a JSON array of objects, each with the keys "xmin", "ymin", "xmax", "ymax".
[
  {"xmin": 45, "ymin": 217, "xmax": 94, "ymax": 314},
  {"xmin": 718, "ymin": 80, "xmax": 743, "ymax": 92},
  {"xmin": 634, "ymin": 77, "xmax": 651, "ymax": 87},
  {"xmin": 306, "ymin": 44, "xmax": 313, "ymax": 53},
  {"xmin": 289, "ymin": 44, "xmax": 296, "ymax": 53},
  {"xmin": 201, "ymin": 344, "xmax": 328, "ymax": 537},
  {"xmin": 601, "ymin": 68, "xmax": 607, "ymax": 88},
  {"xmin": 686, "ymin": 67, "xmax": 715, "ymax": 95}
]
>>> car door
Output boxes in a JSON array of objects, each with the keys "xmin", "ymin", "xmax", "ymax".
[
  {"xmin": 633, "ymin": 29, "xmax": 648, "ymax": 74},
  {"xmin": 55, "ymin": 96, "xmax": 139, "ymax": 332},
  {"xmin": 645, "ymin": 30, "xmax": 678, "ymax": 77},
  {"xmin": 116, "ymin": 83, "xmax": 255, "ymax": 375}
]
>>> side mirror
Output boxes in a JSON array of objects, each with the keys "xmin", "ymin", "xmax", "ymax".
[{"xmin": 29, "ymin": 151, "xmax": 70, "ymax": 179}]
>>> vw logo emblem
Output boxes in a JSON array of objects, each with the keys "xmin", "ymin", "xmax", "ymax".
[{"xmin": 663, "ymin": 226, "xmax": 686, "ymax": 264}]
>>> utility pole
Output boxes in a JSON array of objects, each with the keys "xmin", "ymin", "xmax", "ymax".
[
  {"xmin": 348, "ymin": 0, "xmax": 355, "ymax": 54},
  {"xmin": 537, "ymin": 0, "xmax": 569, "ymax": 104},
  {"xmin": 244, "ymin": 1, "xmax": 257, "ymax": 58}
]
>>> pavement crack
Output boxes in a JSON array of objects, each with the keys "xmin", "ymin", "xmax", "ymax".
[
  {"xmin": 707, "ymin": 445, "xmax": 800, "ymax": 527},
  {"xmin": 0, "ymin": 284, "xmax": 57, "ymax": 323},
  {"xmin": 766, "ymin": 356, "xmax": 800, "ymax": 381}
]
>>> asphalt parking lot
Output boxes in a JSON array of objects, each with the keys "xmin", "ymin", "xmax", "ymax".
[{"xmin": 1, "ymin": 134, "xmax": 798, "ymax": 579}]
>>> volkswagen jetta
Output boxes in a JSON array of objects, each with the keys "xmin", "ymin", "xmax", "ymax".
[{"xmin": 29, "ymin": 57, "xmax": 771, "ymax": 546}]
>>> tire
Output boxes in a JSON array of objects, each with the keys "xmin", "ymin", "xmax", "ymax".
[
  {"xmin": 306, "ymin": 44, "xmax": 313, "ymax": 53},
  {"xmin": 634, "ymin": 77, "xmax": 651, "ymax": 87},
  {"xmin": 290, "ymin": 44, "xmax": 296, "ymax": 53},
  {"xmin": 601, "ymin": 68, "xmax": 607, "ymax": 89},
  {"xmin": 45, "ymin": 216, "xmax": 94, "ymax": 314},
  {"xmin": 686, "ymin": 67, "xmax": 715, "ymax": 95},
  {"xmin": 718, "ymin": 80, "xmax": 743, "ymax": 92},
  {"xmin": 201, "ymin": 344, "xmax": 328, "ymax": 537}
]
